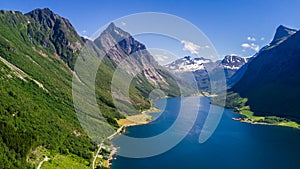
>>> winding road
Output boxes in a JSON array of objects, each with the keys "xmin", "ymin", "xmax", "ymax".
[{"xmin": 37, "ymin": 156, "xmax": 50, "ymax": 169}]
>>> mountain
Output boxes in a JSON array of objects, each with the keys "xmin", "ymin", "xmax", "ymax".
[
  {"xmin": 0, "ymin": 8, "xmax": 179, "ymax": 168},
  {"xmin": 94, "ymin": 23, "xmax": 179, "ymax": 95},
  {"xmin": 230, "ymin": 25, "xmax": 300, "ymax": 120},
  {"xmin": 270, "ymin": 25, "xmax": 297, "ymax": 45},
  {"xmin": 165, "ymin": 55, "xmax": 249, "ymax": 91},
  {"xmin": 221, "ymin": 55, "xmax": 249, "ymax": 70},
  {"xmin": 92, "ymin": 22, "xmax": 182, "ymax": 108},
  {"xmin": 25, "ymin": 8, "xmax": 83, "ymax": 69},
  {"xmin": 226, "ymin": 55, "xmax": 254, "ymax": 87},
  {"xmin": 165, "ymin": 56, "xmax": 212, "ymax": 72},
  {"xmin": 0, "ymin": 9, "xmax": 97, "ymax": 168}
]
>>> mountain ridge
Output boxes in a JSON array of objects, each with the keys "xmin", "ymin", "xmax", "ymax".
[
  {"xmin": 0, "ymin": 8, "xmax": 180, "ymax": 168},
  {"xmin": 164, "ymin": 55, "xmax": 250, "ymax": 91}
]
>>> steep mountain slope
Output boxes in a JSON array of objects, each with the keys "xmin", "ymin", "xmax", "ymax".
[
  {"xmin": 270, "ymin": 25, "xmax": 297, "ymax": 45},
  {"xmin": 0, "ymin": 9, "xmax": 96, "ymax": 168},
  {"xmin": 25, "ymin": 8, "xmax": 83, "ymax": 69},
  {"xmin": 165, "ymin": 55, "xmax": 249, "ymax": 91},
  {"xmin": 0, "ymin": 8, "xmax": 183, "ymax": 168},
  {"xmin": 230, "ymin": 25, "xmax": 300, "ymax": 120},
  {"xmin": 94, "ymin": 23, "xmax": 180, "ymax": 99}
]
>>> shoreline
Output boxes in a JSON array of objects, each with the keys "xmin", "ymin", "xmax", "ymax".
[
  {"xmin": 116, "ymin": 106, "xmax": 161, "ymax": 129},
  {"xmin": 97, "ymin": 106, "xmax": 161, "ymax": 169},
  {"xmin": 210, "ymin": 101, "xmax": 300, "ymax": 129},
  {"xmin": 232, "ymin": 117, "xmax": 276, "ymax": 126},
  {"xmin": 231, "ymin": 112, "xmax": 300, "ymax": 129}
]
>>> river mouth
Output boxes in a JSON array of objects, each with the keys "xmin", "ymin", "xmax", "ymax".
[{"xmin": 112, "ymin": 96, "xmax": 300, "ymax": 169}]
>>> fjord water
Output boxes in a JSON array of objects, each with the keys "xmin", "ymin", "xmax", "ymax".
[{"xmin": 112, "ymin": 97, "xmax": 300, "ymax": 169}]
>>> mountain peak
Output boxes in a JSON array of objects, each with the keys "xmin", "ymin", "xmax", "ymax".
[
  {"xmin": 25, "ymin": 8, "xmax": 82, "ymax": 68},
  {"xmin": 221, "ymin": 55, "xmax": 249, "ymax": 70},
  {"xmin": 271, "ymin": 25, "xmax": 297, "ymax": 44},
  {"xmin": 26, "ymin": 8, "xmax": 62, "ymax": 29},
  {"xmin": 95, "ymin": 23, "xmax": 147, "ymax": 56},
  {"xmin": 101, "ymin": 22, "xmax": 131, "ymax": 40},
  {"xmin": 184, "ymin": 56, "xmax": 192, "ymax": 59},
  {"xmin": 165, "ymin": 56, "xmax": 212, "ymax": 72},
  {"xmin": 107, "ymin": 22, "xmax": 117, "ymax": 29},
  {"xmin": 26, "ymin": 8, "xmax": 55, "ymax": 17}
]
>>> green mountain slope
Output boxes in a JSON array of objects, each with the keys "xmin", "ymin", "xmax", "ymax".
[
  {"xmin": 0, "ymin": 10, "xmax": 98, "ymax": 168},
  {"xmin": 0, "ymin": 8, "xmax": 182, "ymax": 168}
]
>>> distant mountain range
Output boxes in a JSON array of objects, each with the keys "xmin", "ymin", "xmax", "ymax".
[{"xmin": 165, "ymin": 55, "xmax": 250, "ymax": 91}]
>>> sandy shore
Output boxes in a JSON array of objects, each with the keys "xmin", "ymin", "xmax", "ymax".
[
  {"xmin": 103, "ymin": 107, "xmax": 161, "ymax": 168},
  {"xmin": 117, "ymin": 107, "xmax": 161, "ymax": 127},
  {"xmin": 232, "ymin": 117, "xmax": 274, "ymax": 126}
]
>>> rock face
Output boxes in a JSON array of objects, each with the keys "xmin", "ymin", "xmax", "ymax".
[
  {"xmin": 25, "ymin": 8, "xmax": 83, "ymax": 68},
  {"xmin": 165, "ymin": 55, "xmax": 250, "ymax": 91},
  {"xmin": 94, "ymin": 23, "xmax": 178, "ymax": 89},
  {"xmin": 270, "ymin": 25, "xmax": 297, "ymax": 45},
  {"xmin": 231, "ymin": 25, "xmax": 300, "ymax": 119}
]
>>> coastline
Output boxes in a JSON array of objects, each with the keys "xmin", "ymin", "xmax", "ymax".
[
  {"xmin": 117, "ymin": 107, "xmax": 160, "ymax": 127},
  {"xmin": 210, "ymin": 100, "xmax": 300, "ymax": 129},
  {"xmin": 99, "ymin": 96, "xmax": 300, "ymax": 169},
  {"xmin": 232, "ymin": 117, "xmax": 275, "ymax": 126},
  {"xmin": 94, "ymin": 106, "xmax": 161, "ymax": 169},
  {"xmin": 110, "ymin": 107, "xmax": 161, "ymax": 167},
  {"xmin": 231, "ymin": 110, "xmax": 300, "ymax": 129}
]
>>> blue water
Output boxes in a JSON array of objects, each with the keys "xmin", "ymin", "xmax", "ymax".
[{"xmin": 112, "ymin": 97, "xmax": 300, "ymax": 169}]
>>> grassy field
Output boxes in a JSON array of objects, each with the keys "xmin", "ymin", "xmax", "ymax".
[
  {"xmin": 117, "ymin": 113, "xmax": 153, "ymax": 126},
  {"xmin": 225, "ymin": 92, "xmax": 300, "ymax": 129},
  {"xmin": 240, "ymin": 108, "xmax": 300, "ymax": 129},
  {"xmin": 42, "ymin": 154, "xmax": 90, "ymax": 169},
  {"xmin": 241, "ymin": 110, "xmax": 265, "ymax": 121},
  {"xmin": 117, "ymin": 107, "xmax": 161, "ymax": 126}
]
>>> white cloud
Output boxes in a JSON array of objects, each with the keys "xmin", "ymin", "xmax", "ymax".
[
  {"xmin": 260, "ymin": 37, "xmax": 265, "ymax": 41},
  {"xmin": 204, "ymin": 45, "xmax": 210, "ymax": 49},
  {"xmin": 247, "ymin": 36, "xmax": 256, "ymax": 42},
  {"xmin": 121, "ymin": 22, "xmax": 126, "ymax": 26},
  {"xmin": 181, "ymin": 40, "xmax": 201, "ymax": 54},
  {"xmin": 155, "ymin": 54, "xmax": 169, "ymax": 62},
  {"xmin": 148, "ymin": 48, "xmax": 178, "ymax": 65},
  {"xmin": 81, "ymin": 30, "xmax": 87, "ymax": 35},
  {"xmin": 241, "ymin": 43, "xmax": 251, "ymax": 48},
  {"xmin": 241, "ymin": 43, "xmax": 259, "ymax": 52}
]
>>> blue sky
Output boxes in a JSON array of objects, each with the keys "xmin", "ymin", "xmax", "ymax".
[{"xmin": 1, "ymin": 0, "xmax": 300, "ymax": 61}]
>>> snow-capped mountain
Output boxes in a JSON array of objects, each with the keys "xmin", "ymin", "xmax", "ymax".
[
  {"xmin": 164, "ymin": 55, "xmax": 250, "ymax": 91},
  {"xmin": 221, "ymin": 55, "xmax": 250, "ymax": 70},
  {"xmin": 165, "ymin": 55, "xmax": 249, "ymax": 73},
  {"xmin": 165, "ymin": 56, "xmax": 212, "ymax": 72}
]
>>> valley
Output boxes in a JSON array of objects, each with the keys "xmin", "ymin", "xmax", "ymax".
[{"xmin": 0, "ymin": 3, "xmax": 300, "ymax": 169}]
